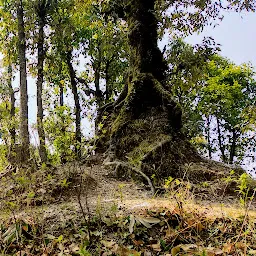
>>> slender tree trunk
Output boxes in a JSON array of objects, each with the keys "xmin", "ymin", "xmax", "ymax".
[
  {"xmin": 58, "ymin": 65, "xmax": 65, "ymax": 163},
  {"xmin": 94, "ymin": 46, "xmax": 104, "ymax": 108},
  {"xmin": 94, "ymin": 45, "xmax": 105, "ymax": 133},
  {"xmin": 95, "ymin": 63, "xmax": 102, "ymax": 106},
  {"xmin": 17, "ymin": 0, "xmax": 30, "ymax": 162},
  {"xmin": 229, "ymin": 130, "xmax": 237, "ymax": 164},
  {"xmin": 105, "ymin": 60, "xmax": 111, "ymax": 103},
  {"xmin": 59, "ymin": 79, "xmax": 64, "ymax": 107},
  {"xmin": 206, "ymin": 116, "xmax": 212, "ymax": 159},
  {"xmin": 66, "ymin": 50, "xmax": 82, "ymax": 158},
  {"xmin": 8, "ymin": 63, "xmax": 16, "ymax": 153},
  {"xmin": 216, "ymin": 117, "xmax": 226, "ymax": 163},
  {"xmin": 36, "ymin": 5, "xmax": 47, "ymax": 163}
]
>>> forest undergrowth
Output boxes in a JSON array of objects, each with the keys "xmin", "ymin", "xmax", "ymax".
[{"xmin": 0, "ymin": 157, "xmax": 256, "ymax": 256}]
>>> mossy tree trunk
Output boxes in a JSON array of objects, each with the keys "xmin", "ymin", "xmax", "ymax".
[
  {"xmin": 126, "ymin": 0, "xmax": 167, "ymax": 82},
  {"xmin": 100, "ymin": 0, "xmax": 200, "ymax": 180}
]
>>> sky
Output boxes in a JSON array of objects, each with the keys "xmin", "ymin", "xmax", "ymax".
[{"xmin": 186, "ymin": 11, "xmax": 256, "ymax": 66}]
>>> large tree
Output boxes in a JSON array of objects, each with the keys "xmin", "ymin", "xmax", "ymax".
[{"xmin": 98, "ymin": 0, "xmax": 256, "ymax": 182}]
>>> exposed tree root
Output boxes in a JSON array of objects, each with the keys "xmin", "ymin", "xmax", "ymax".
[
  {"xmin": 96, "ymin": 84, "xmax": 128, "ymax": 121},
  {"xmin": 141, "ymin": 138, "xmax": 173, "ymax": 163},
  {"xmin": 104, "ymin": 161, "xmax": 155, "ymax": 195}
]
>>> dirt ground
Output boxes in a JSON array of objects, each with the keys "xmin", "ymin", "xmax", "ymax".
[{"xmin": 2, "ymin": 161, "xmax": 254, "ymax": 235}]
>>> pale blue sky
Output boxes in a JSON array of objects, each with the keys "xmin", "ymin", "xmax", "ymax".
[{"xmin": 186, "ymin": 12, "xmax": 256, "ymax": 66}]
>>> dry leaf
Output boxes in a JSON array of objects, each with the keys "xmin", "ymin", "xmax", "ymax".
[
  {"xmin": 69, "ymin": 243, "xmax": 80, "ymax": 253},
  {"xmin": 136, "ymin": 216, "xmax": 160, "ymax": 228},
  {"xmin": 111, "ymin": 244, "xmax": 119, "ymax": 253},
  {"xmin": 117, "ymin": 247, "xmax": 141, "ymax": 256},
  {"xmin": 180, "ymin": 244, "xmax": 198, "ymax": 251},
  {"xmin": 101, "ymin": 240, "xmax": 116, "ymax": 248},
  {"xmin": 207, "ymin": 247, "xmax": 224, "ymax": 256},
  {"xmin": 129, "ymin": 215, "xmax": 135, "ymax": 234},
  {"xmin": 223, "ymin": 243, "xmax": 234, "ymax": 254},
  {"xmin": 196, "ymin": 222, "xmax": 204, "ymax": 232},
  {"xmin": 236, "ymin": 242, "xmax": 246, "ymax": 249},
  {"xmin": 151, "ymin": 243, "xmax": 161, "ymax": 252}
]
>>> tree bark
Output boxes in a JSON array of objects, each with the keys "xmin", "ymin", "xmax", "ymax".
[
  {"xmin": 59, "ymin": 79, "xmax": 64, "ymax": 107},
  {"xmin": 66, "ymin": 50, "xmax": 82, "ymax": 158},
  {"xmin": 100, "ymin": 0, "xmax": 191, "ymax": 180},
  {"xmin": 126, "ymin": 0, "xmax": 167, "ymax": 83},
  {"xmin": 216, "ymin": 117, "xmax": 227, "ymax": 163},
  {"xmin": 94, "ymin": 43, "xmax": 104, "ymax": 108},
  {"xmin": 36, "ymin": 3, "xmax": 47, "ymax": 163},
  {"xmin": 206, "ymin": 116, "xmax": 212, "ymax": 159},
  {"xmin": 8, "ymin": 63, "xmax": 16, "ymax": 155},
  {"xmin": 105, "ymin": 59, "xmax": 111, "ymax": 103},
  {"xmin": 8, "ymin": 61, "xmax": 16, "ymax": 163},
  {"xmin": 17, "ymin": 0, "xmax": 30, "ymax": 162},
  {"xmin": 229, "ymin": 129, "xmax": 238, "ymax": 164}
]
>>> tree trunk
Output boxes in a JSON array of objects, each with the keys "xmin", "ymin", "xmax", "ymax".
[
  {"xmin": 216, "ymin": 117, "xmax": 227, "ymax": 163},
  {"xmin": 8, "ymin": 65, "xmax": 15, "ymax": 145},
  {"xmin": 8, "ymin": 63, "xmax": 16, "ymax": 157},
  {"xmin": 17, "ymin": 0, "xmax": 30, "ymax": 162},
  {"xmin": 36, "ymin": 4, "xmax": 47, "ymax": 163},
  {"xmin": 105, "ymin": 59, "xmax": 111, "ymax": 103},
  {"xmin": 59, "ymin": 79, "xmax": 64, "ymax": 107},
  {"xmin": 66, "ymin": 50, "xmax": 82, "ymax": 158},
  {"xmin": 229, "ymin": 129, "xmax": 238, "ymax": 164},
  {"xmin": 94, "ymin": 44, "xmax": 104, "ymax": 108},
  {"xmin": 128, "ymin": 1, "xmax": 167, "ymax": 81},
  {"xmin": 206, "ymin": 116, "xmax": 212, "ymax": 159}
]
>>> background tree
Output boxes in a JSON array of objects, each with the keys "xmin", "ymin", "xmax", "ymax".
[
  {"xmin": 165, "ymin": 40, "xmax": 256, "ymax": 167},
  {"xmin": 17, "ymin": 0, "xmax": 30, "ymax": 162},
  {"xmin": 34, "ymin": 0, "xmax": 54, "ymax": 163},
  {"xmin": 198, "ymin": 57, "xmax": 256, "ymax": 164}
]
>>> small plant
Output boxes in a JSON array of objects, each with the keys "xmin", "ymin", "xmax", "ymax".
[
  {"xmin": 164, "ymin": 176, "xmax": 192, "ymax": 203},
  {"xmin": 201, "ymin": 181, "xmax": 209, "ymax": 188},
  {"xmin": 118, "ymin": 183, "xmax": 125, "ymax": 202},
  {"xmin": 236, "ymin": 173, "xmax": 250, "ymax": 207}
]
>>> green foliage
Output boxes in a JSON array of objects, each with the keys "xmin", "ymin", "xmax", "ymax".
[
  {"xmin": 0, "ymin": 145, "xmax": 8, "ymax": 172},
  {"xmin": 44, "ymin": 106, "xmax": 76, "ymax": 164},
  {"xmin": 167, "ymin": 39, "xmax": 256, "ymax": 164},
  {"xmin": 198, "ymin": 57, "xmax": 256, "ymax": 163}
]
